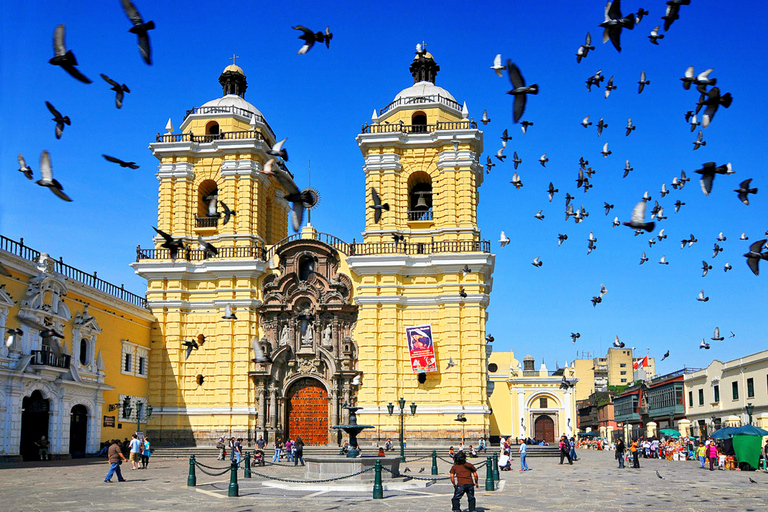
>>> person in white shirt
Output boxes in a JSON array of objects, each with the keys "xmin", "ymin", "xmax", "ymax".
[{"xmin": 498, "ymin": 449, "xmax": 512, "ymax": 471}]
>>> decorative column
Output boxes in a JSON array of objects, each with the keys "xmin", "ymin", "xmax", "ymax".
[
  {"xmin": 517, "ymin": 390, "xmax": 525, "ymax": 438},
  {"xmin": 257, "ymin": 386, "xmax": 266, "ymax": 430},
  {"xmin": 268, "ymin": 387, "xmax": 277, "ymax": 429}
]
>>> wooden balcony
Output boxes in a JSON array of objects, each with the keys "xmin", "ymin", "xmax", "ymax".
[{"xmin": 30, "ymin": 350, "xmax": 71, "ymax": 369}]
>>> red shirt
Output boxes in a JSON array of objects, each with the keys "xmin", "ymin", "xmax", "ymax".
[{"xmin": 450, "ymin": 462, "xmax": 477, "ymax": 486}]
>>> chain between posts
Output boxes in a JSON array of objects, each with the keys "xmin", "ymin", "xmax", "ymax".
[
  {"xmin": 381, "ymin": 466, "xmax": 452, "ymax": 481},
  {"xmin": 248, "ymin": 465, "xmax": 376, "ymax": 483}
]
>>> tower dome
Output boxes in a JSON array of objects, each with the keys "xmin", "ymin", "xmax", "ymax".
[{"xmin": 219, "ymin": 63, "xmax": 248, "ymax": 97}]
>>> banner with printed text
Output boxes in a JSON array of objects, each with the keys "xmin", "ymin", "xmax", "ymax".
[{"xmin": 406, "ymin": 324, "xmax": 437, "ymax": 373}]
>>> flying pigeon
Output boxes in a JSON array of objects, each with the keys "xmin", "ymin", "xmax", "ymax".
[
  {"xmin": 660, "ymin": 184, "xmax": 668, "ymax": 198},
  {"xmin": 658, "ymin": 229, "xmax": 667, "ymax": 241},
  {"xmin": 486, "ymin": 334, "xmax": 494, "ymax": 343},
  {"xmin": 723, "ymin": 262, "xmax": 732, "ymax": 272},
  {"xmin": 649, "ymin": 238, "xmax": 657, "ymax": 248},
  {"xmin": 182, "ymin": 339, "xmax": 199, "ymax": 360},
  {"xmin": 659, "ymin": 255, "xmax": 668, "ymax": 265},
  {"xmin": 597, "ymin": 117, "xmax": 608, "ymax": 136},
  {"xmin": 459, "ymin": 287, "xmax": 467, "ymax": 299},
  {"xmin": 696, "ymin": 162, "xmax": 731, "ymax": 196},
  {"xmin": 623, "ymin": 160, "xmax": 633, "ymax": 178},
  {"xmin": 560, "ymin": 374, "xmax": 575, "ymax": 389},
  {"xmin": 625, "ymin": 118, "xmax": 635, "ymax": 136},
  {"xmin": 511, "ymin": 172, "xmax": 523, "ymax": 189},
  {"xmin": 495, "ymin": 147, "xmax": 506, "ymax": 162},
  {"xmin": 5, "ymin": 328, "xmax": 23, "ymax": 348},
  {"xmin": 700, "ymin": 339, "xmax": 710, "ymax": 350},
  {"xmin": 604, "ymin": 76, "xmax": 617, "ymax": 99},
  {"xmin": 103, "ymin": 154, "xmax": 139, "ymax": 169},
  {"xmin": 534, "ymin": 210, "xmax": 545, "ymax": 220},
  {"xmin": 392, "ymin": 233, "xmax": 405, "ymax": 248},
  {"xmin": 120, "ymin": 0, "xmax": 154, "ymax": 64},
  {"xmin": 581, "ymin": 116, "xmax": 593, "ymax": 128},
  {"xmin": 729, "ymin": 331, "xmax": 736, "ymax": 338},
  {"xmin": 717, "ymin": 232, "xmax": 727, "ymax": 242},
  {"xmin": 261, "ymin": 158, "xmax": 315, "ymax": 231},
  {"xmin": 461, "ymin": 265, "xmax": 471, "ymax": 277},
  {"xmin": 734, "ymin": 179, "xmax": 757, "ymax": 205},
  {"xmin": 532, "ymin": 257, "xmax": 543, "ymax": 267},
  {"xmin": 693, "ymin": 130, "xmax": 706, "ymax": 150},
  {"xmin": 445, "ymin": 357, "xmax": 455, "ymax": 370},
  {"xmin": 198, "ymin": 236, "xmax": 218, "ymax": 258},
  {"xmin": 18, "ymin": 154, "xmax": 33, "ymax": 180},
  {"xmin": 604, "ymin": 202, "xmax": 614, "ymax": 215},
  {"xmin": 491, "ymin": 54, "xmax": 507, "ymax": 77},
  {"xmin": 689, "ymin": 114, "xmax": 701, "ymax": 132},
  {"xmin": 520, "ymin": 121, "xmax": 534, "ymax": 133},
  {"xmin": 661, "ymin": 351, "xmax": 670, "ymax": 361},
  {"xmin": 681, "ymin": 67, "xmax": 716, "ymax": 93},
  {"xmin": 455, "ymin": 413, "xmax": 467, "ymax": 422},
  {"xmin": 481, "ymin": 110, "xmax": 491, "ymax": 125},
  {"xmin": 36, "ymin": 151, "xmax": 72, "ymax": 202},
  {"xmin": 712, "ymin": 244, "xmax": 723, "ymax": 258},
  {"xmin": 539, "ymin": 154, "xmax": 549, "ymax": 167},
  {"xmin": 662, "ymin": 0, "xmax": 690, "ymax": 31},
  {"xmin": 697, "ymin": 87, "xmax": 733, "ymax": 128},
  {"xmin": 701, "ymin": 260, "xmax": 713, "ymax": 277},
  {"xmin": 267, "ymin": 138, "xmax": 289, "ymax": 161},
  {"xmin": 591, "ymin": 296, "xmax": 602, "ymax": 307},
  {"xmin": 623, "ymin": 201, "xmax": 655, "ymax": 232},
  {"xmin": 600, "ymin": 0, "xmax": 636, "ymax": 53},
  {"xmin": 152, "ymin": 226, "xmax": 184, "ymax": 260},
  {"xmin": 499, "ymin": 231, "xmax": 510, "ymax": 247},
  {"xmin": 613, "ymin": 336, "xmax": 625, "ymax": 348},
  {"xmin": 557, "ymin": 234, "xmax": 568, "ymax": 246},
  {"xmin": 697, "ymin": 290, "xmax": 709, "ymax": 302},
  {"xmin": 570, "ymin": 332, "xmax": 580, "ymax": 344},
  {"xmin": 100, "ymin": 74, "xmax": 130, "ymax": 109},
  {"xmin": 250, "ymin": 339, "xmax": 271, "ymax": 364},
  {"xmin": 547, "ymin": 182, "xmax": 559, "ymax": 202},
  {"xmin": 40, "ymin": 328, "xmax": 64, "ymax": 340},
  {"xmin": 220, "ymin": 201, "xmax": 236, "ymax": 225},
  {"xmin": 674, "ymin": 200, "xmax": 685, "ymax": 213},
  {"xmin": 648, "ymin": 26, "xmax": 664, "ymax": 44},
  {"xmin": 220, "ymin": 304, "xmax": 237, "ymax": 320},
  {"xmin": 501, "ymin": 129, "xmax": 512, "ymax": 143},
  {"xmin": 613, "ymin": 217, "xmax": 620, "ymax": 228},
  {"xmin": 576, "ymin": 32, "xmax": 595, "ymax": 62},
  {"xmin": 743, "ymin": 239, "xmax": 768, "ymax": 276},
  {"xmin": 506, "ymin": 60, "xmax": 538, "ymax": 123},
  {"xmin": 711, "ymin": 327, "xmax": 724, "ymax": 341},
  {"xmin": 740, "ymin": 232, "xmax": 749, "ymax": 240},
  {"xmin": 49, "ymin": 25, "xmax": 92, "ymax": 83},
  {"xmin": 586, "ymin": 69, "xmax": 605, "ymax": 91},
  {"xmin": 293, "ymin": 25, "xmax": 333, "ymax": 54},
  {"xmin": 369, "ymin": 188, "xmax": 390, "ymax": 223},
  {"xmin": 640, "ymin": 251, "xmax": 649, "ymax": 264},
  {"xmin": 601, "ymin": 143, "xmax": 612, "ymax": 158},
  {"xmin": 565, "ymin": 193, "xmax": 575, "ymax": 206},
  {"xmin": 45, "ymin": 101, "xmax": 71, "ymax": 139},
  {"xmin": 485, "ymin": 156, "xmax": 495, "ymax": 174}
]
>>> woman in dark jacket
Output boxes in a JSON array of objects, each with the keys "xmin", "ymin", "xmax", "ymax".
[
  {"xmin": 294, "ymin": 437, "xmax": 305, "ymax": 466},
  {"xmin": 615, "ymin": 438, "xmax": 625, "ymax": 468}
]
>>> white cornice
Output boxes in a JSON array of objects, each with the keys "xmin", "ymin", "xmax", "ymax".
[
  {"xmin": 356, "ymin": 129, "xmax": 482, "ymax": 154},
  {"xmin": 149, "ymin": 138, "xmax": 271, "ymax": 159},
  {"xmin": 356, "ymin": 405, "xmax": 490, "ymax": 415},
  {"xmin": 153, "ymin": 406, "xmax": 256, "ymax": 416},
  {"xmin": 346, "ymin": 252, "xmax": 495, "ymax": 277},
  {"xmin": 156, "ymin": 162, "xmax": 195, "ymax": 180},
  {"xmin": 146, "ymin": 299, "xmax": 262, "ymax": 310},
  {"xmin": 354, "ymin": 294, "xmax": 490, "ymax": 307},
  {"xmin": 130, "ymin": 259, "xmax": 267, "ymax": 281},
  {"xmin": 362, "ymin": 227, "xmax": 480, "ymax": 237}
]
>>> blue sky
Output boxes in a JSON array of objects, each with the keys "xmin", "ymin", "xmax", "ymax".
[{"xmin": 1, "ymin": 0, "xmax": 766, "ymax": 373}]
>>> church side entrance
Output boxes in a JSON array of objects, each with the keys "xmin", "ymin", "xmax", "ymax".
[
  {"xmin": 286, "ymin": 378, "xmax": 328, "ymax": 445},
  {"xmin": 534, "ymin": 415, "xmax": 555, "ymax": 443},
  {"xmin": 69, "ymin": 405, "xmax": 88, "ymax": 458},
  {"xmin": 20, "ymin": 390, "xmax": 50, "ymax": 461}
]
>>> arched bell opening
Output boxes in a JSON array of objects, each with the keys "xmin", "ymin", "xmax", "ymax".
[{"xmin": 408, "ymin": 171, "xmax": 433, "ymax": 221}]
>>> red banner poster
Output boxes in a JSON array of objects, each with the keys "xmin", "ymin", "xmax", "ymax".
[{"xmin": 406, "ymin": 324, "xmax": 437, "ymax": 373}]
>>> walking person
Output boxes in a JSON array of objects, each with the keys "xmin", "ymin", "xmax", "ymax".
[
  {"xmin": 285, "ymin": 438, "xmax": 294, "ymax": 463},
  {"xmin": 697, "ymin": 442, "xmax": 707, "ymax": 468},
  {"xmin": 519, "ymin": 440, "xmax": 529, "ymax": 471},
  {"xmin": 294, "ymin": 437, "xmax": 305, "ymax": 466},
  {"xmin": 272, "ymin": 437, "xmax": 283, "ymax": 463},
  {"xmin": 616, "ymin": 438, "xmax": 625, "ymax": 469},
  {"xmin": 630, "ymin": 439, "xmax": 640, "ymax": 468},
  {"xmin": 449, "ymin": 451, "xmax": 479, "ymax": 512},
  {"xmin": 216, "ymin": 436, "xmax": 226, "ymax": 460},
  {"xmin": 234, "ymin": 438, "xmax": 243, "ymax": 467},
  {"xmin": 128, "ymin": 434, "xmax": 142, "ymax": 470},
  {"xmin": 141, "ymin": 437, "xmax": 151, "ymax": 469},
  {"xmin": 559, "ymin": 435, "xmax": 572, "ymax": 465},
  {"xmin": 104, "ymin": 439, "xmax": 127, "ymax": 483},
  {"xmin": 569, "ymin": 436, "xmax": 578, "ymax": 461},
  {"xmin": 707, "ymin": 441, "xmax": 718, "ymax": 471}
]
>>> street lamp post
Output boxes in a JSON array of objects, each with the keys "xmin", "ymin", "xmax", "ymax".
[
  {"xmin": 388, "ymin": 397, "xmax": 417, "ymax": 462},
  {"xmin": 745, "ymin": 403, "xmax": 754, "ymax": 426}
]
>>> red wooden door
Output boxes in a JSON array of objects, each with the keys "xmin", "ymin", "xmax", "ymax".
[
  {"xmin": 534, "ymin": 415, "xmax": 555, "ymax": 443},
  {"xmin": 287, "ymin": 378, "xmax": 329, "ymax": 445}
]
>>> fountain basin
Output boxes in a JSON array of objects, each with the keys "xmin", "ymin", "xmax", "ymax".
[{"xmin": 303, "ymin": 456, "xmax": 402, "ymax": 481}]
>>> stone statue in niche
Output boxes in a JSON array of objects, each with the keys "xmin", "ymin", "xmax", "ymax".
[
  {"xmin": 301, "ymin": 321, "xmax": 314, "ymax": 347},
  {"xmin": 205, "ymin": 192, "xmax": 218, "ymax": 217},
  {"xmin": 322, "ymin": 324, "xmax": 333, "ymax": 346},
  {"xmin": 279, "ymin": 324, "xmax": 289, "ymax": 346}
]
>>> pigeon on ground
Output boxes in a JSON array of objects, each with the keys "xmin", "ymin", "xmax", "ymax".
[
  {"xmin": 5, "ymin": 328, "xmax": 23, "ymax": 348},
  {"xmin": 662, "ymin": 0, "xmax": 690, "ymax": 31},
  {"xmin": 600, "ymin": 0, "xmax": 636, "ymax": 53},
  {"xmin": 152, "ymin": 226, "xmax": 184, "ymax": 260},
  {"xmin": 491, "ymin": 54, "xmax": 507, "ymax": 77},
  {"xmin": 511, "ymin": 172, "xmax": 523, "ymax": 189},
  {"xmin": 539, "ymin": 154, "xmax": 549, "ymax": 167},
  {"xmin": 681, "ymin": 67, "xmax": 716, "ymax": 93},
  {"xmin": 560, "ymin": 374, "xmax": 575, "ymax": 389},
  {"xmin": 648, "ymin": 26, "xmax": 664, "ymax": 44},
  {"xmin": 120, "ymin": 0, "xmax": 154, "ymax": 64},
  {"xmin": 570, "ymin": 332, "xmax": 580, "ymax": 344},
  {"xmin": 499, "ymin": 231, "xmax": 510, "ymax": 247},
  {"xmin": 445, "ymin": 357, "xmax": 455, "ymax": 370},
  {"xmin": 293, "ymin": 25, "xmax": 332, "ymax": 54},
  {"xmin": 220, "ymin": 201, "xmax": 236, "ymax": 225},
  {"xmin": 712, "ymin": 327, "xmax": 724, "ymax": 341},
  {"xmin": 419, "ymin": 467, "xmax": 425, "ymax": 473},
  {"xmin": 222, "ymin": 304, "xmax": 237, "ymax": 320},
  {"xmin": 481, "ymin": 110, "xmax": 491, "ymax": 125},
  {"xmin": 576, "ymin": 32, "xmax": 595, "ymax": 62},
  {"xmin": 455, "ymin": 414, "xmax": 467, "ymax": 423},
  {"xmin": 45, "ymin": 101, "xmax": 70, "ymax": 139},
  {"xmin": 702, "ymin": 261, "xmax": 713, "ymax": 277},
  {"xmin": 661, "ymin": 351, "xmax": 670, "ymax": 361},
  {"xmin": 547, "ymin": 182, "xmax": 558, "ymax": 202},
  {"xmin": 369, "ymin": 188, "xmax": 390, "ymax": 223},
  {"xmin": 182, "ymin": 339, "xmax": 199, "ymax": 360},
  {"xmin": 597, "ymin": 118, "xmax": 608, "ymax": 136},
  {"xmin": 520, "ymin": 121, "xmax": 534, "ymax": 133},
  {"xmin": 614, "ymin": 336, "xmax": 625, "ymax": 348},
  {"xmin": 36, "ymin": 151, "xmax": 72, "ymax": 202},
  {"xmin": 640, "ymin": 251, "xmax": 649, "ymax": 264},
  {"xmin": 586, "ymin": 69, "xmax": 605, "ymax": 91},
  {"xmin": 558, "ymin": 234, "xmax": 568, "ymax": 246},
  {"xmin": 696, "ymin": 162, "xmax": 731, "ymax": 196},
  {"xmin": 198, "ymin": 236, "xmax": 218, "ymax": 259},
  {"xmin": 625, "ymin": 118, "xmax": 636, "ymax": 136},
  {"xmin": 513, "ymin": 152, "xmax": 522, "ymax": 169},
  {"xmin": 267, "ymin": 138, "xmax": 289, "ymax": 161},
  {"xmin": 581, "ymin": 116, "xmax": 593, "ymax": 128},
  {"xmin": 18, "ymin": 154, "xmax": 33, "ymax": 180},
  {"xmin": 697, "ymin": 87, "xmax": 733, "ymax": 128},
  {"xmin": 49, "ymin": 25, "xmax": 92, "ymax": 83},
  {"xmin": 700, "ymin": 339, "xmax": 710, "ymax": 349},
  {"xmin": 724, "ymin": 262, "xmax": 732, "ymax": 272},
  {"xmin": 693, "ymin": 130, "xmax": 706, "ymax": 150},
  {"xmin": 743, "ymin": 239, "xmax": 768, "ymax": 276},
  {"xmin": 601, "ymin": 143, "xmax": 612, "ymax": 158},
  {"xmin": 403, "ymin": 467, "xmax": 411, "ymax": 473},
  {"xmin": 623, "ymin": 201, "xmax": 655, "ymax": 232},
  {"xmin": 697, "ymin": 290, "xmax": 709, "ymax": 302},
  {"xmin": 532, "ymin": 257, "xmax": 543, "ymax": 267},
  {"xmin": 506, "ymin": 60, "xmax": 538, "ymax": 123},
  {"xmin": 100, "ymin": 74, "xmax": 130, "ymax": 109},
  {"xmin": 604, "ymin": 76, "xmax": 617, "ymax": 98},
  {"xmin": 734, "ymin": 179, "xmax": 757, "ymax": 205},
  {"xmin": 749, "ymin": 477, "xmax": 757, "ymax": 484},
  {"xmin": 656, "ymin": 471, "xmax": 663, "ymax": 479},
  {"xmin": 103, "ymin": 154, "xmax": 139, "ymax": 169}
]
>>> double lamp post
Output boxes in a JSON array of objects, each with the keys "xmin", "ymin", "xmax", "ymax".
[{"xmin": 387, "ymin": 397, "xmax": 416, "ymax": 462}]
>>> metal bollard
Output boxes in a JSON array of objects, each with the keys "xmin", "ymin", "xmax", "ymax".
[
  {"xmin": 372, "ymin": 459, "xmax": 383, "ymax": 499},
  {"xmin": 492, "ymin": 452, "xmax": 499, "ymax": 482},
  {"xmin": 187, "ymin": 455, "xmax": 197, "ymax": 487},
  {"xmin": 228, "ymin": 460, "xmax": 239, "ymax": 497},
  {"xmin": 431, "ymin": 450, "xmax": 438, "ymax": 475},
  {"xmin": 484, "ymin": 456, "xmax": 494, "ymax": 491},
  {"xmin": 244, "ymin": 451, "xmax": 251, "ymax": 478}
]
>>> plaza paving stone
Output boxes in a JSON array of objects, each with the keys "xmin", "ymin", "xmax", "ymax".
[{"xmin": 0, "ymin": 450, "xmax": 766, "ymax": 511}]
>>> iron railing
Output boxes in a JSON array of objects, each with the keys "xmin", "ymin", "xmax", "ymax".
[
  {"xmin": 0, "ymin": 235, "xmax": 147, "ymax": 309},
  {"xmin": 30, "ymin": 349, "xmax": 71, "ymax": 369},
  {"xmin": 407, "ymin": 210, "xmax": 433, "ymax": 221},
  {"xmin": 348, "ymin": 239, "xmax": 490, "ymax": 256},
  {"xmin": 182, "ymin": 105, "xmax": 276, "ymax": 140},
  {"xmin": 361, "ymin": 120, "xmax": 477, "ymax": 134},
  {"xmin": 136, "ymin": 245, "xmax": 265, "ymax": 262},
  {"xmin": 195, "ymin": 216, "xmax": 219, "ymax": 228},
  {"xmin": 264, "ymin": 232, "xmax": 351, "ymax": 261},
  {"xmin": 379, "ymin": 94, "xmax": 462, "ymax": 115},
  {"xmin": 155, "ymin": 129, "xmax": 271, "ymax": 144}
]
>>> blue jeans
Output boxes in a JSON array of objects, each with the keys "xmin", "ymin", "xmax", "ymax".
[
  {"xmin": 286, "ymin": 449, "xmax": 294, "ymax": 462},
  {"xmin": 570, "ymin": 448, "xmax": 577, "ymax": 460},
  {"xmin": 451, "ymin": 484, "xmax": 476, "ymax": 512},
  {"xmin": 105, "ymin": 462, "xmax": 125, "ymax": 482},
  {"xmin": 618, "ymin": 452, "xmax": 625, "ymax": 468},
  {"xmin": 272, "ymin": 448, "xmax": 282, "ymax": 462},
  {"xmin": 520, "ymin": 453, "xmax": 528, "ymax": 471},
  {"xmin": 235, "ymin": 451, "xmax": 241, "ymax": 466},
  {"xmin": 699, "ymin": 455, "xmax": 706, "ymax": 468}
]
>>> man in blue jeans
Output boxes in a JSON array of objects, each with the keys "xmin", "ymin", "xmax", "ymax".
[
  {"xmin": 104, "ymin": 439, "xmax": 128, "ymax": 482},
  {"xmin": 449, "ymin": 451, "xmax": 479, "ymax": 512},
  {"xmin": 519, "ymin": 441, "xmax": 529, "ymax": 471}
]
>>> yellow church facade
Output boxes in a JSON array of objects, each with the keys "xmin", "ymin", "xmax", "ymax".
[{"xmin": 133, "ymin": 49, "xmax": 495, "ymax": 445}]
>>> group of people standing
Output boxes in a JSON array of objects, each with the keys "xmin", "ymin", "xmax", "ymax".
[
  {"xmin": 103, "ymin": 434, "xmax": 150, "ymax": 482},
  {"xmin": 217, "ymin": 435, "xmax": 305, "ymax": 467}
]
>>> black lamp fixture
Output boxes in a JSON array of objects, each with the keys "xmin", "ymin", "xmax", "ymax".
[
  {"xmin": 746, "ymin": 403, "xmax": 754, "ymax": 425},
  {"xmin": 398, "ymin": 397, "xmax": 406, "ymax": 411},
  {"xmin": 410, "ymin": 402, "xmax": 417, "ymax": 416},
  {"xmin": 387, "ymin": 402, "xmax": 394, "ymax": 416}
]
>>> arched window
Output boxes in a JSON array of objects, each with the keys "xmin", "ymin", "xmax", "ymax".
[
  {"xmin": 79, "ymin": 338, "xmax": 89, "ymax": 365},
  {"xmin": 411, "ymin": 111, "xmax": 427, "ymax": 133},
  {"xmin": 299, "ymin": 256, "xmax": 314, "ymax": 281},
  {"xmin": 408, "ymin": 171, "xmax": 433, "ymax": 221},
  {"xmin": 205, "ymin": 121, "xmax": 220, "ymax": 136},
  {"xmin": 197, "ymin": 179, "xmax": 219, "ymax": 226}
]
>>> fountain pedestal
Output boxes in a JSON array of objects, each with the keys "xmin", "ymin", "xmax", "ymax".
[{"xmin": 303, "ymin": 456, "xmax": 401, "ymax": 481}]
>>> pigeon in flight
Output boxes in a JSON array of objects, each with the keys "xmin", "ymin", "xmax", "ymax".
[
  {"xmin": 565, "ymin": 193, "xmax": 575, "ymax": 207},
  {"xmin": 636, "ymin": 8, "xmax": 649, "ymax": 23},
  {"xmin": 5, "ymin": 328, "xmax": 23, "ymax": 348},
  {"xmin": 445, "ymin": 357, "xmax": 455, "ymax": 370},
  {"xmin": 674, "ymin": 200, "xmax": 685, "ymax": 213},
  {"xmin": 604, "ymin": 76, "xmax": 617, "ymax": 99},
  {"xmin": 586, "ymin": 69, "xmax": 605, "ymax": 91},
  {"xmin": 532, "ymin": 257, "xmax": 543, "ymax": 267},
  {"xmin": 120, "ymin": 0, "xmax": 154, "ymax": 64},
  {"xmin": 534, "ymin": 210, "xmax": 545, "ymax": 220},
  {"xmin": 623, "ymin": 201, "xmax": 654, "ymax": 233},
  {"xmin": 198, "ymin": 236, "xmax": 218, "ymax": 259},
  {"xmin": 639, "ymin": 251, "xmax": 649, "ymax": 264},
  {"xmin": 560, "ymin": 374, "xmax": 575, "ymax": 389},
  {"xmin": 36, "ymin": 151, "xmax": 72, "ymax": 202},
  {"xmin": 625, "ymin": 118, "xmax": 636, "ymax": 136},
  {"xmin": 501, "ymin": 129, "xmax": 513, "ymax": 143},
  {"xmin": 659, "ymin": 183, "xmax": 668, "ymax": 198},
  {"xmin": 103, "ymin": 154, "xmax": 139, "ymax": 169},
  {"xmin": 729, "ymin": 331, "xmax": 736, "ymax": 338},
  {"xmin": 662, "ymin": 0, "xmax": 690, "ymax": 31},
  {"xmin": 261, "ymin": 159, "xmax": 315, "ymax": 231},
  {"xmin": 637, "ymin": 70, "xmax": 650, "ymax": 93},
  {"xmin": 661, "ymin": 351, "xmax": 670, "ymax": 361},
  {"xmin": 495, "ymin": 147, "xmax": 506, "ymax": 162},
  {"xmin": 481, "ymin": 110, "xmax": 491, "ymax": 125},
  {"xmin": 100, "ymin": 74, "xmax": 130, "ymax": 109},
  {"xmin": 486, "ymin": 334, "xmax": 495, "ymax": 343},
  {"xmin": 570, "ymin": 332, "xmax": 580, "ymax": 344},
  {"xmin": 623, "ymin": 160, "xmax": 633, "ymax": 178},
  {"xmin": 613, "ymin": 336, "xmax": 625, "ymax": 348},
  {"xmin": 689, "ymin": 114, "xmax": 701, "ymax": 132},
  {"xmin": 724, "ymin": 262, "xmax": 732, "ymax": 272},
  {"xmin": 485, "ymin": 156, "xmax": 495, "ymax": 174},
  {"xmin": 581, "ymin": 116, "xmax": 593, "ymax": 128},
  {"xmin": 499, "ymin": 231, "xmax": 510, "ymax": 247},
  {"xmin": 712, "ymin": 244, "xmax": 723, "ymax": 258},
  {"xmin": 267, "ymin": 138, "xmax": 289, "ymax": 161},
  {"xmin": 717, "ymin": 232, "xmax": 727, "ymax": 242},
  {"xmin": 600, "ymin": 0, "xmax": 636, "ymax": 53},
  {"xmin": 693, "ymin": 130, "xmax": 706, "ymax": 150},
  {"xmin": 658, "ymin": 229, "xmax": 667, "ymax": 241},
  {"xmin": 369, "ymin": 188, "xmax": 390, "ymax": 223},
  {"xmin": 152, "ymin": 226, "xmax": 184, "ymax": 261},
  {"xmin": 459, "ymin": 288, "xmax": 468, "ymax": 299},
  {"xmin": 604, "ymin": 202, "xmax": 614, "ymax": 215},
  {"xmin": 659, "ymin": 255, "xmax": 668, "ymax": 265},
  {"xmin": 18, "ymin": 154, "xmax": 33, "ymax": 180},
  {"xmin": 45, "ymin": 101, "xmax": 70, "ymax": 139},
  {"xmin": 740, "ymin": 232, "xmax": 749, "ymax": 240},
  {"xmin": 462, "ymin": 265, "xmax": 471, "ymax": 277},
  {"xmin": 510, "ymin": 172, "xmax": 523, "ymax": 190},
  {"xmin": 576, "ymin": 32, "xmax": 595, "ymax": 62},
  {"xmin": 49, "ymin": 25, "xmax": 92, "ymax": 83},
  {"xmin": 520, "ymin": 121, "xmax": 534, "ymax": 133},
  {"xmin": 613, "ymin": 217, "xmax": 620, "ymax": 228},
  {"xmin": 697, "ymin": 87, "xmax": 733, "ymax": 128},
  {"xmin": 251, "ymin": 338, "xmax": 271, "ymax": 364},
  {"xmin": 222, "ymin": 304, "xmax": 237, "ymax": 320},
  {"xmin": 220, "ymin": 201, "xmax": 236, "ymax": 225},
  {"xmin": 506, "ymin": 60, "xmax": 538, "ymax": 123},
  {"xmin": 597, "ymin": 118, "xmax": 608, "ymax": 136},
  {"xmin": 557, "ymin": 234, "xmax": 568, "ymax": 246},
  {"xmin": 649, "ymin": 238, "xmax": 657, "ymax": 248},
  {"xmin": 547, "ymin": 182, "xmax": 559, "ymax": 202},
  {"xmin": 40, "ymin": 328, "xmax": 64, "ymax": 340},
  {"xmin": 182, "ymin": 339, "xmax": 199, "ymax": 360},
  {"xmin": 696, "ymin": 162, "xmax": 731, "ymax": 196},
  {"xmin": 648, "ymin": 26, "xmax": 664, "ymax": 44},
  {"xmin": 591, "ymin": 296, "xmax": 602, "ymax": 307},
  {"xmin": 491, "ymin": 54, "xmax": 507, "ymax": 77},
  {"xmin": 743, "ymin": 239, "xmax": 768, "ymax": 276},
  {"xmin": 701, "ymin": 261, "xmax": 713, "ymax": 277},
  {"xmin": 392, "ymin": 233, "xmax": 405, "ymax": 249},
  {"xmin": 681, "ymin": 67, "xmax": 716, "ymax": 93},
  {"xmin": 734, "ymin": 179, "xmax": 757, "ymax": 205},
  {"xmin": 700, "ymin": 339, "xmax": 710, "ymax": 350},
  {"xmin": 293, "ymin": 25, "xmax": 333, "ymax": 54},
  {"xmin": 539, "ymin": 154, "xmax": 549, "ymax": 167},
  {"xmin": 711, "ymin": 327, "xmax": 724, "ymax": 341},
  {"xmin": 601, "ymin": 143, "xmax": 612, "ymax": 158},
  {"xmin": 697, "ymin": 290, "xmax": 709, "ymax": 302},
  {"xmin": 513, "ymin": 152, "xmax": 522, "ymax": 169}
]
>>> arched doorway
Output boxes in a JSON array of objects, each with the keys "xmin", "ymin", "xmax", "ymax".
[
  {"xmin": 20, "ymin": 390, "xmax": 50, "ymax": 461},
  {"xmin": 286, "ymin": 378, "xmax": 328, "ymax": 445},
  {"xmin": 534, "ymin": 415, "xmax": 555, "ymax": 443},
  {"xmin": 69, "ymin": 405, "xmax": 88, "ymax": 458}
]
